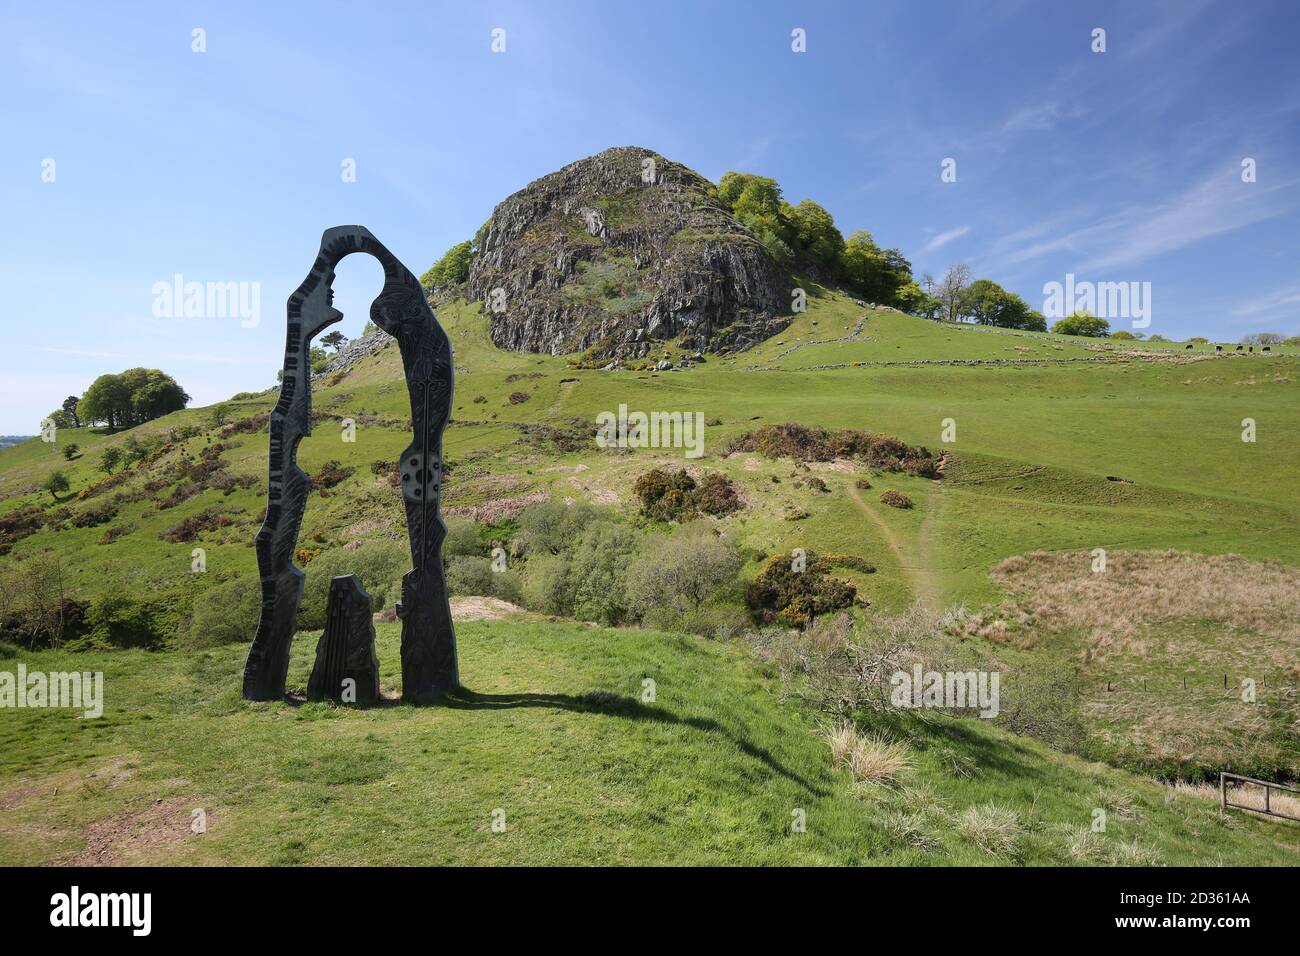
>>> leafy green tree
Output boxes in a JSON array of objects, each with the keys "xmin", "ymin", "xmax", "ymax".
[
  {"xmin": 61, "ymin": 395, "xmax": 81, "ymax": 428},
  {"xmin": 1023, "ymin": 309, "xmax": 1048, "ymax": 332},
  {"xmin": 839, "ymin": 231, "xmax": 913, "ymax": 305},
  {"xmin": 43, "ymin": 470, "xmax": 70, "ymax": 500},
  {"xmin": 963, "ymin": 280, "xmax": 1038, "ymax": 329},
  {"xmin": 420, "ymin": 240, "xmax": 475, "ymax": 293},
  {"xmin": 626, "ymin": 524, "xmax": 742, "ymax": 625},
  {"xmin": 78, "ymin": 369, "xmax": 188, "ymax": 428},
  {"xmin": 320, "ymin": 331, "xmax": 347, "ymax": 352},
  {"xmin": 783, "ymin": 199, "xmax": 844, "ymax": 274},
  {"xmin": 61, "ymin": 443, "xmax": 79, "ymax": 461},
  {"xmin": 98, "ymin": 446, "xmax": 122, "ymax": 474},
  {"xmin": 716, "ymin": 172, "xmax": 795, "ymax": 265},
  {"xmin": 1052, "ymin": 311, "xmax": 1111, "ymax": 337},
  {"xmin": 309, "ymin": 347, "xmax": 330, "ymax": 374}
]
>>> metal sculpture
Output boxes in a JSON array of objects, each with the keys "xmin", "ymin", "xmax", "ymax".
[{"xmin": 242, "ymin": 225, "xmax": 458, "ymax": 704}]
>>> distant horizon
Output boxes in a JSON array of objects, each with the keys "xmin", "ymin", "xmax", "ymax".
[{"xmin": 4, "ymin": 0, "xmax": 1299, "ymax": 432}]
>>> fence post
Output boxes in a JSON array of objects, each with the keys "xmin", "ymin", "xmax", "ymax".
[{"xmin": 1220, "ymin": 772, "xmax": 1227, "ymax": 809}]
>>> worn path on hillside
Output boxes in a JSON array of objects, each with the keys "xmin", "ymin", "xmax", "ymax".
[{"xmin": 845, "ymin": 480, "xmax": 942, "ymax": 611}]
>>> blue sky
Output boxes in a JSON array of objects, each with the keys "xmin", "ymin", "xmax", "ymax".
[{"xmin": 3, "ymin": 0, "xmax": 1298, "ymax": 433}]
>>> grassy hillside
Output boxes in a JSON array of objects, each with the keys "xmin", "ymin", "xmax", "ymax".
[
  {"xmin": 1, "ymin": 285, "xmax": 1297, "ymax": 865},
  {"xmin": 3, "ymin": 284, "xmax": 1295, "ymax": 613},
  {"xmin": 1, "ymin": 612, "xmax": 1295, "ymax": 866}
]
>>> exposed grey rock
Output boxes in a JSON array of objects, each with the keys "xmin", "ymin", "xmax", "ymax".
[
  {"xmin": 319, "ymin": 326, "xmax": 394, "ymax": 377},
  {"xmin": 468, "ymin": 146, "xmax": 791, "ymax": 361}
]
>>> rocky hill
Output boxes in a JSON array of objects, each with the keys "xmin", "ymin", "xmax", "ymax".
[{"xmin": 467, "ymin": 146, "xmax": 792, "ymax": 361}]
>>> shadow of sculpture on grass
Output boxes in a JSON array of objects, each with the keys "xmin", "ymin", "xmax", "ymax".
[{"xmin": 444, "ymin": 687, "xmax": 829, "ymax": 796}]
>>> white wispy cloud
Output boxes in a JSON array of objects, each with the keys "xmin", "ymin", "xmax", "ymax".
[
  {"xmin": 1001, "ymin": 102, "xmax": 1061, "ymax": 134},
  {"xmin": 1232, "ymin": 285, "xmax": 1300, "ymax": 320},
  {"xmin": 990, "ymin": 165, "xmax": 1296, "ymax": 273},
  {"xmin": 921, "ymin": 226, "xmax": 971, "ymax": 254}
]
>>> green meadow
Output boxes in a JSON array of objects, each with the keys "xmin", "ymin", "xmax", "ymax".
[{"xmin": 1, "ymin": 286, "xmax": 1297, "ymax": 864}]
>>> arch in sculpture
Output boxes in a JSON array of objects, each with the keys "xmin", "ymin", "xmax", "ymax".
[{"xmin": 241, "ymin": 225, "xmax": 457, "ymax": 704}]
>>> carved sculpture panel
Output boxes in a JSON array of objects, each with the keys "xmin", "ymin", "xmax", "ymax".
[{"xmin": 242, "ymin": 225, "xmax": 457, "ymax": 704}]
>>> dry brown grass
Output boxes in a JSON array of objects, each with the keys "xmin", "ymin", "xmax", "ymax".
[
  {"xmin": 1166, "ymin": 779, "xmax": 1300, "ymax": 820},
  {"xmin": 955, "ymin": 802, "xmax": 1023, "ymax": 856},
  {"xmin": 989, "ymin": 549, "xmax": 1300, "ymax": 670},
  {"xmin": 969, "ymin": 550, "xmax": 1300, "ymax": 779},
  {"xmin": 823, "ymin": 722, "xmax": 911, "ymax": 786},
  {"xmin": 850, "ymin": 735, "xmax": 911, "ymax": 785}
]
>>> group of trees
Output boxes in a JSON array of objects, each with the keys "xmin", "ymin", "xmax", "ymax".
[
  {"xmin": 55, "ymin": 369, "xmax": 190, "ymax": 430},
  {"xmin": 922, "ymin": 263, "xmax": 1048, "ymax": 331},
  {"xmin": 714, "ymin": 172, "xmax": 917, "ymax": 308},
  {"xmin": 419, "ymin": 239, "xmax": 474, "ymax": 294}
]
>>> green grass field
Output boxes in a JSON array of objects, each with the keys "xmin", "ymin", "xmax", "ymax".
[
  {"xmin": 2, "ymin": 613, "xmax": 1296, "ymax": 865},
  {"xmin": 2, "ymin": 287, "xmax": 1297, "ymax": 864}
]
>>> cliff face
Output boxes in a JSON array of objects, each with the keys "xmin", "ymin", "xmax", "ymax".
[{"xmin": 467, "ymin": 146, "xmax": 791, "ymax": 360}]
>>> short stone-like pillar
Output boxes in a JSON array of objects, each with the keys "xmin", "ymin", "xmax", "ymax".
[{"xmin": 307, "ymin": 575, "xmax": 380, "ymax": 705}]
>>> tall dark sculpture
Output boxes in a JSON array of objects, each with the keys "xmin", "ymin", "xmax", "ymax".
[
  {"xmin": 242, "ymin": 225, "xmax": 458, "ymax": 704},
  {"xmin": 307, "ymin": 575, "xmax": 381, "ymax": 705}
]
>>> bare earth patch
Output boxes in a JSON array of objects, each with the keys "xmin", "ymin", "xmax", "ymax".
[
  {"xmin": 63, "ymin": 797, "xmax": 211, "ymax": 866},
  {"xmin": 444, "ymin": 490, "xmax": 549, "ymax": 523},
  {"xmin": 450, "ymin": 596, "xmax": 525, "ymax": 621}
]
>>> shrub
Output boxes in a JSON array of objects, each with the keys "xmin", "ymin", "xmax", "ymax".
[
  {"xmin": 79, "ymin": 593, "xmax": 155, "ymax": 649},
  {"xmin": 442, "ymin": 517, "xmax": 483, "ymax": 558},
  {"xmin": 745, "ymin": 550, "xmax": 857, "ymax": 627},
  {"xmin": 518, "ymin": 519, "xmax": 637, "ymax": 624},
  {"xmin": 445, "ymin": 556, "xmax": 496, "ymax": 597},
  {"xmin": 160, "ymin": 509, "xmax": 233, "ymax": 543},
  {"xmin": 520, "ymin": 552, "xmax": 572, "ymax": 615},
  {"xmin": 633, "ymin": 468, "xmax": 741, "ymax": 521},
  {"xmin": 78, "ymin": 472, "xmax": 126, "ymax": 500},
  {"xmin": 626, "ymin": 524, "xmax": 742, "ymax": 626},
  {"xmin": 97, "ymin": 522, "xmax": 136, "ymax": 545},
  {"xmin": 298, "ymin": 539, "xmax": 410, "ymax": 628},
  {"xmin": 70, "ymin": 501, "xmax": 117, "ymax": 528},
  {"xmin": 0, "ymin": 506, "xmax": 46, "ymax": 555},
  {"xmin": 725, "ymin": 423, "xmax": 938, "ymax": 476},
  {"xmin": 514, "ymin": 501, "xmax": 603, "ymax": 556},
  {"xmin": 312, "ymin": 460, "xmax": 354, "ymax": 493},
  {"xmin": 1051, "ymin": 311, "xmax": 1110, "ymax": 337},
  {"xmin": 569, "ymin": 522, "xmax": 640, "ymax": 624},
  {"xmin": 880, "ymin": 490, "xmax": 912, "ymax": 509},
  {"xmin": 157, "ymin": 481, "xmax": 201, "ymax": 509},
  {"xmin": 183, "ymin": 574, "xmax": 261, "ymax": 650},
  {"xmin": 219, "ymin": 413, "xmax": 268, "ymax": 438}
]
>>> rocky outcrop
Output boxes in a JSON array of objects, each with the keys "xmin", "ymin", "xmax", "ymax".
[{"xmin": 468, "ymin": 146, "xmax": 791, "ymax": 360}]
